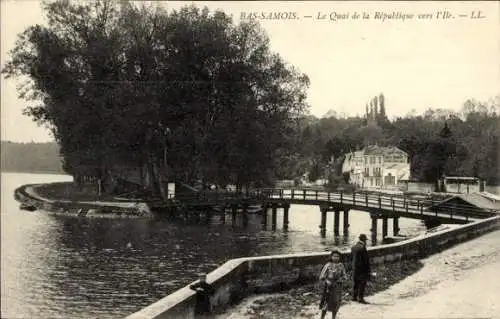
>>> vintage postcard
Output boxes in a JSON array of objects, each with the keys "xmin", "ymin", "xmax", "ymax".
[{"xmin": 1, "ymin": 1, "xmax": 499, "ymax": 319}]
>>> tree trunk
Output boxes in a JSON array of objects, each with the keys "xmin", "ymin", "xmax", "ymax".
[{"xmin": 147, "ymin": 157, "xmax": 159, "ymax": 197}]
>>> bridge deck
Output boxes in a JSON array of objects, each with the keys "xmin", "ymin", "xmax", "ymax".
[{"xmin": 149, "ymin": 188, "xmax": 495, "ymax": 223}]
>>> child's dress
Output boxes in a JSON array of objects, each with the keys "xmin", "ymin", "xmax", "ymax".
[{"xmin": 319, "ymin": 262, "xmax": 348, "ymax": 312}]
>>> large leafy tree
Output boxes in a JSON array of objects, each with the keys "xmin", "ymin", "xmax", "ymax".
[{"xmin": 3, "ymin": 0, "xmax": 310, "ymax": 195}]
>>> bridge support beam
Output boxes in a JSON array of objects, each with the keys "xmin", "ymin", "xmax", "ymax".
[
  {"xmin": 242, "ymin": 204, "xmax": 249, "ymax": 227},
  {"xmin": 221, "ymin": 207, "xmax": 226, "ymax": 224},
  {"xmin": 205, "ymin": 210, "xmax": 213, "ymax": 224},
  {"xmin": 283, "ymin": 205, "xmax": 290, "ymax": 231},
  {"xmin": 320, "ymin": 208, "xmax": 327, "ymax": 238},
  {"xmin": 393, "ymin": 217, "xmax": 400, "ymax": 236},
  {"xmin": 343, "ymin": 210, "xmax": 350, "ymax": 234},
  {"xmin": 370, "ymin": 215, "xmax": 378, "ymax": 244},
  {"xmin": 262, "ymin": 206, "xmax": 268, "ymax": 227},
  {"xmin": 382, "ymin": 216, "xmax": 388, "ymax": 239},
  {"xmin": 231, "ymin": 205, "xmax": 237, "ymax": 224},
  {"xmin": 334, "ymin": 210, "xmax": 340, "ymax": 236},
  {"xmin": 271, "ymin": 206, "xmax": 277, "ymax": 231}
]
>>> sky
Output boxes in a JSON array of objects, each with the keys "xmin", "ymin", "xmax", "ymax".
[{"xmin": 1, "ymin": 1, "xmax": 499, "ymax": 143}]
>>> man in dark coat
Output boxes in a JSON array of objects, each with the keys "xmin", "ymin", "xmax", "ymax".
[
  {"xmin": 189, "ymin": 273, "xmax": 215, "ymax": 317},
  {"xmin": 351, "ymin": 233, "xmax": 371, "ymax": 303}
]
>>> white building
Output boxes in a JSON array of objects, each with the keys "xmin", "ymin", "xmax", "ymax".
[{"xmin": 342, "ymin": 145, "xmax": 410, "ymax": 189}]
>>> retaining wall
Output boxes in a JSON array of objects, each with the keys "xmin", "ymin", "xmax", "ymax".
[
  {"xmin": 14, "ymin": 184, "xmax": 153, "ymax": 218},
  {"xmin": 126, "ymin": 215, "xmax": 500, "ymax": 319}
]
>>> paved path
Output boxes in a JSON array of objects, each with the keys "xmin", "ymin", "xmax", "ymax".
[
  {"xmin": 221, "ymin": 229, "xmax": 500, "ymax": 318},
  {"xmin": 304, "ymin": 229, "xmax": 500, "ymax": 319}
]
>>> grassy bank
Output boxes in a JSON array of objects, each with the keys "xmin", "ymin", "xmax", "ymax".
[{"xmin": 219, "ymin": 259, "xmax": 424, "ymax": 318}]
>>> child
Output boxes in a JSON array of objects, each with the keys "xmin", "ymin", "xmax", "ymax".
[{"xmin": 319, "ymin": 250, "xmax": 348, "ymax": 319}]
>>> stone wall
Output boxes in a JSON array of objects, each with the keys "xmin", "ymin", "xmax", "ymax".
[
  {"xmin": 15, "ymin": 184, "xmax": 153, "ymax": 218},
  {"xmin": 126, "ymin": 215, "xmax": 500, "ymax": 319}
]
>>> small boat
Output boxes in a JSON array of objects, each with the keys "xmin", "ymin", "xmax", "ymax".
[{"xmin": 20, "ymin": 203, "xmax": 37, "ymax": 211}]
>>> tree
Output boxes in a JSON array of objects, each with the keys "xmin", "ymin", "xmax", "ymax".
[
  {"xmin": 379, "ymin": 93, "xmax": 386, "ymax": 117},
  {"xmin": 3, "ymin": 1, "xmax": 310, "ymax": 195}
]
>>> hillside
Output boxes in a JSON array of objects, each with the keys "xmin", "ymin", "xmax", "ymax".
[{"xmin": 1, "ymin": 141, "xmax": 65, "ymax": 174}]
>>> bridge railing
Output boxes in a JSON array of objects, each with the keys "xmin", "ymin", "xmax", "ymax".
[
  {"xmin": 255, "ymin": 188, "xmax": 494, "ymax": 219},
  {"xmin": 167, "ymin": 188, "xmax": 495, "ymax": 221}
]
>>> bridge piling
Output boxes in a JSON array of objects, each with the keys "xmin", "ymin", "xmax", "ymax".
[
  {"xmin": 334, "ymin": 210, "xmax": 340, "ymax": 236},
  {"xmin": 221, "ymin": 207, "xmax": 226, "ymax": 224},
  {"xmin": 231, "ymin": 205, "xmax": 237, "ymax": 224},
  {"xmin": 283, "ymin": 205, "xmax": 289, "ymax": 231},
  {"xmin": 320, "ymin": 208, "xmax": 327, "ymax": 237},
  {"xmin": 370, "ymin": 214, "xmax": 378, "ymax": 244},
  {"xmin": 343, "ymin": 210, "xmax": 349, "ymax": 234},
  {"xmin": 242, "ymin": 204, "xmax": 249, "ymax": 227},
  {"xmin": 382, "ymin": 216, "xmax": 388, "ymax": 238},
  {"xmin": 262, "ymin": 205, "xmax": 268, "ymax": 227},
  {"xmin": 271, "ymin": 206, "xmax": 277, "ymax": 230},
  {"xmin": 393, "ymin": 217, "xmax": 400, "ymax": 236}
]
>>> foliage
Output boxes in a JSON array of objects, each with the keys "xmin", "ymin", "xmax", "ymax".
[
  {"xmin": 2, "ymin": 0, "xmax": 309, "ymax": 194},
  {"xmin": 295, "ymin": 96, "xmax": 500, "ymax": 185}
]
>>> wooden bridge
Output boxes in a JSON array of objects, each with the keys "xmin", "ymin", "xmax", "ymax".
[{"xmin": 149, "ymin": 188, "xmax": 496, "ymax": 242}]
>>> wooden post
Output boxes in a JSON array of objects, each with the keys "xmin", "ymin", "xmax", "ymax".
[
  {"xmin": 262, "ymin": 205, "xmax": 268, "ymax": 227},
  {"xmin": 242, "ymin": 204, "xmax": 248, "ymax": 227},
  {"xmin": 378, "ymin": 196, "xmax": 381, "ymax": 209},
  {"xmin": 303, "ymin": 190, "xmax": 306, "ymax": 200},
  {"xmin": 221, "ymin": 206, "xmax": 226, "ymax": 224},
  {"xmin": 231, "ymin": 205, "xmax": 237, "ymax": 224},
  {"xmin": 343, "ymin": 209, "xmax": 349, "ymax": 234},
  {"xmin": 353, "ymin": 193, "xmax": 356, "ymax": 205},
  {"xmin": 283, "ymin": 205, "xmax": 290, "ymax": 231},
  {"xmin": 291, "ymin": 189, "xmax": 295, "ymax": 199},
  {"xmin": 340, "ymin": 192, "xmax": 343, "ymax": 204},
  {"xmin": 365, "ymin": 194, "xmax": 368, "ymax": 207},
  {"xmin": 320, "ymin": 208, "xmax": 327, "ymax": 237},
  {"xmin": 371, "ymin": 214, "xmax": 378, "ymax": 244},
  {"xmin": 393, "ymin": 217, "xmax": 400, "ymax": 236},
  {"xmin": 382, "ymin": 216, "xmax": 388, "ymax": 238},
  {"xmin": 334, "ymin": 210, "xmax": 340, "ymax": 236},
  {"xmin": 271, "ymin": 206, "xmax": 277, "ymax": 230}
]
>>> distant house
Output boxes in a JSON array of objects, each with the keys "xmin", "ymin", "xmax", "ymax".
[
  {"xmin": 442, "ymin": 176, "xmax": 483, "ymax": 194},
  {"xmin": 342, "ymin": 145, "xmax": 410, "ymax": 189}
]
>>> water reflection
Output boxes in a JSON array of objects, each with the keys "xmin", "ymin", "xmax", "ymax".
[{"xmin": 2, "ymin": 173, "xmax": 426, "ymax": 319}]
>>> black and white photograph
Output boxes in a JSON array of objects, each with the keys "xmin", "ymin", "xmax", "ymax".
[{"xmin": 1, "ymin": 1, "xmax": 499, "ymax": 318}]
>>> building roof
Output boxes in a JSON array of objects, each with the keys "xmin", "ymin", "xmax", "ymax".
[
  {"xmin": 398, "ymin": 171, "xmax": 411, "ymax": 181},
  {"xmin": 429, "ymin": 194, "xmax": 500, "ymax": 211},
  {"xmin": 363, "ymin": 145, "xmax": 408, "ymax": 156}
]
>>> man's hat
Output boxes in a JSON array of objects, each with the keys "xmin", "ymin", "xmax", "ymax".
[{"xmin": 359, "ymin": 234, "xmax": 368, "ymax": 241}]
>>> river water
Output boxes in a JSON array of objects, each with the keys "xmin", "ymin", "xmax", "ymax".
[{"xmin": 1, "ymin": 172, "xmax": 426, "ymax": 319}]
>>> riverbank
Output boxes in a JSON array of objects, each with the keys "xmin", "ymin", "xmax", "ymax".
[
  {"xmin": 220, "ymin": 228, "xmax": 500, "ymax": 318},
  {"xmin": 14, "ymin": 183, "xmax": 152, "ymax": 218}
]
